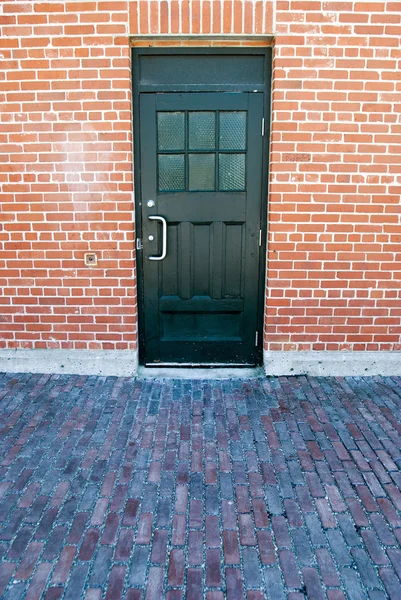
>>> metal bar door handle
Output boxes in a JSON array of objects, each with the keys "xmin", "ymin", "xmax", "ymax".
[{"xmin": 148, "ymin": 215, "xmax": 167, "ymax": 261}]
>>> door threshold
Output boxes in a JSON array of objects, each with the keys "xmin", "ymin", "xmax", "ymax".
[{"xmin": 138, "ymin": 366, "xmax": 264, "ymax": 379}]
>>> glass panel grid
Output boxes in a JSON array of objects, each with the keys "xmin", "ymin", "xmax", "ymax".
[
  {"xmin": 219, "ymin": 111, "xmax": 246, "ymax": 150},
  {"xmin": 189, "ymin": 112, "xmax": 216, "ymax": 150},
  {"xmin": 156, "ymin": 110, "xmax": 248, "ymax": 193},
  {"xmin": 219, "ymin": 153, "xmax": 246, "ymax": 191},
  {"xmin": 157, "ymin": 112, "xmax": 185, "ymax": 151},
  {"xmin": 189, "ymin": 154, "xmax": 215, "ymax": 191},
  {"xmin": 158, "ymin": 154, "xmax": 185, "ymax": 192}
]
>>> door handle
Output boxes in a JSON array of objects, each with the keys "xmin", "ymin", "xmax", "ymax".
[{"xmin": 148, "ymin": 215, "xmax": 167, "ymax": 261}]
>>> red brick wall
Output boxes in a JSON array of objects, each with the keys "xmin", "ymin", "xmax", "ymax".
[
  {"xmin": 1, "ymin": 1, "xmax": 400, "ymax": 355},
  {"xmin": 267, "ymin": 1, "xmax": 401, "ymax": 352},
  {"xmin": 0, "ymin": 1, "xmax": 136, "ymax": 351}
]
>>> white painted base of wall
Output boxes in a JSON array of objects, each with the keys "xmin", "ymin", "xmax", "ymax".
[
  {"xmin": 264, "ymin": 350, "xmax": 401, "ymax": 377},
  {"xmin": 0, "ymin": 349, "xmax": 138, "ymax": 377},
  {"xmin": 1, "ymin": 349, "xmax": 400, "ymax": 378},
  {"xmin": 138, "ymin": 366, "xmax": 264, "ymax": 379}
]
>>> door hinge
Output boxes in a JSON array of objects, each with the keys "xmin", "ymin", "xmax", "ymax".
[
  {"xmin": 136, "ymin": 238, "xmax": 142, "ymax": 250},
  {"xmin": 259, "ymin": 229, "xmax": 262, "ymax": 247},
  {"xmin": 261, "ymin": 117, "xmax": 265, "ymax": 136},
  {"xmin": 255, "ymin": 331, "xmax": 259, "ymax": 347}
]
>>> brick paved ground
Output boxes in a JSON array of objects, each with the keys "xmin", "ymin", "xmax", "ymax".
[{"xmin": 0, "ymin": 373, "xmax": 401, "ymax": 599}]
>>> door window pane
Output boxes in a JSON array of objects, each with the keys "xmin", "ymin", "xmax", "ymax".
[
  {"xmin": 219, "ymin": 153, "xmax": 245, "ymax": 191},
  {"xmin": 158, "ymin": 154, "xmax": 185, "ymax": 191},
  {"xmin": 189, "ymin": 112, "xmax": 215, "ymax": 150},
  {"xmin": 219, "ymin": 111, "xmax": 246, "ymax": 150},
  {"xmin": 157, "ymin": 112, "xmax": 185, "ymax": 151},
  {"xmin": 189, "ymin": 154, "xmax": 215, "ymax": 191}
]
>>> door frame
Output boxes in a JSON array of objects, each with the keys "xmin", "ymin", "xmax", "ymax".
[{"xmin": 132, "ymin": 47, "xmax": 272, "ymax": 366}]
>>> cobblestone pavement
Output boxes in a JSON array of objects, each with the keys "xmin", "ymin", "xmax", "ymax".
[{"xmin": 0, "ymin": 374, "xmax": 401, "ymax": 599}]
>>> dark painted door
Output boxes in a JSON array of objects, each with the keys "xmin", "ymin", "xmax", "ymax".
[{"xmin": 140, "ymin": 92, "xmax": 264, "ymax": 365}]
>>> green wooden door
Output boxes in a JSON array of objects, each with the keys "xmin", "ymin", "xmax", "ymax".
[{"xmin": 139, "ymin": 92, "xmax": 264, "ymax": 365}]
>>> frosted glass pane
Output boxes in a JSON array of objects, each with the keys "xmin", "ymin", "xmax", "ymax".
[
  {"xmin": 189, "ymin": 154, "xmax": 215, "ymax": 191},
  {"xmin": 219, "ymin": 112, "xmax": 246, "ymax": 150},
  {"xmin": 158, "ymin": 154, "xmax": 185, "ymax": 191},
  {"xmin": 189, "ymin": 112, "xmax": 215, "ymax": 150},
  {"xmin": 219, "ymin": 154, "xmax": 245, "ymax": 191},
  {"xmin": 157, "ymin": 112, "xmax": 185, "ymax": 151}
]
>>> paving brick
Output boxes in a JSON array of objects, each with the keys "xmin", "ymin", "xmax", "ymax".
[
  {"xmin": 222, "ymin": 530, "xmax": 240, "ymax": 564},
  {"xmin": 264, "ymin": 566, "xmax": 286, "ymax": 600},
  {"xmin": 129, "ymin": 546, "xmax": 149, "ymax": 587},
  {"xmin": 222, "ymin": 500, "xmax": 237, "ymax": 529},
  {"xmin": 78, "ymin": 528, "xmax": 100, "ymax": 561},
  {"xmin": 380, "ymin": 568, "xmax": 401, "ymax": 599},
  {"xmin": 226, "ymin": 567, "xmax": 245, "ymax": 600},
  {"xmin": 377, "ymin": 497, "xmax": 401, "ymax": 527},
  {"xmin": 305, "ymin": 513, "xmax": 327, "ymax": 547},
  {"xmin": 0, "ymin": 375, "xmax": 401, "ymax": 599},
  {"xmin": 351, "ymin": 548, "xmax": 381, "ymax": 589},
  {"xmin": 187, "ymin": 568, "xmax": 203, "ymax": 600},
  {"xmin": 239, "ymin": 513, "xmax": 256, "ymax": 546},
  {"xmin": 150, "ymin": 529, "xmax": 168, "ymax": 564},
  {"xmin": 105, "ymin": 565, "xmax": 126, "ymax": 600},
  {"xmin": 345, "ymin": 497, "xmax": 369, "ymax": 527},
  {"xmin": 361, "ymin": 530, "xmax": 389, "ymax": 565},
  {"xmin": 279, "ymin": 549, "xmax": 301, "ymax": 588},
  {"xmin": 0, "ymin": 563, "xmax": 15, "ymax": 597},
  {"xmin": 43, "ymin": 525, "xmax": 68, "ymax": 560},
  {"xmin": 25, "ymin": 563, "xmax": 52, "ymax": 600},
  {"xmin": 15, "ymin": 541, "xmax": 43, "ymax": 580},
  {"xmin": 168, "ymin": 548, "xmax": 185, "ymax": 586},
  {"xmin": 172, "ymin": 514, "xmax": 186, "ymax": 546},
  {"xmin": 85, "ymin": 590, "xmax": 102, "ymax": 600},
  {"xmin": 123, "ymin": 498, "xmax": 140, "ymax": 526},
  {"xmin": 316, "ymin": 498, "xmax": 337, "ymax": 529},
  {"xmin": 243, "ymin": 547, "xmax": 262, "ymax": 588},
  {"xmin": 302, "ymin": 567, "xmax": 325, "ymax": 600},
  {"xmin": 272, "ymin": 516, "xmax": 291, "ymax": 549},
  {"xmin": 90, "ymin": 546, "xmax": 113, "ymax": 586},
  {"xmin": 206, "ymin": 515, "xmax": 220, "ymax": 547},
  {"xmin": 357, "ymin": 486, "xmax": 379, "ymax": 512},
  {"xmin": 370, "ymin": 513, "xmax": 397, "ymax": 546},
  {"xmin": 7, "ymin": 526, "xmax": 33, "ymax": 560},
  {"xmin": 292, "ymin": 529, "xmax": 314, "ymax": 566},
  {"xmin": 236, "ymin": 486, "xmax": 251, "ymax": 513},
  {"xmin": 188, "ymin": 530, "xmax": 203, "ymax": 565},
  {"xmin": 206, "ymin": 548, "xmax": 222, "ymax": 587},
  {"xmin": 327, "ymin": 529, "xmax": 353, "ymax": 566},
  {"xmin": 44, "ymin": 588, "xmax": 63, "ymax": 600},
  {"xmin": 316, "ymin": 548, "xmax": 341, "ymax": 587},
  {"xmin": 340, "ymin": 567, "xmax": 370, "ymax": 600},
  {"xmin": 387, "ymin": 548, "xmax": 401, "ymax": 580},
  {"xmin": 136, "ymin": 513, "xmax": 153, "ymax": 544},
  {"xmin": 337, "ymin": 513, "xmax": 361, "ymax": 547},
  {"xmin": 67, "ymin": 512, "xmax": 88, "ymax": 543},
  {"xmin": 247, "ymin": 593, "xmax": 265, "ymax": 600},
  {"xmin": 283, "ymin": 498, "xmax": 303, "ymax": 527},
  {"xmin": 252, "ymin": 498, "xmax": 269, "ymax": 527},
  {"xmin": 189, "ymin": 499, "xmax": 203, "ymax": 528},
  {"xmin": 51, "ymin": 546, "xmax": 76, "ymax": 584}
]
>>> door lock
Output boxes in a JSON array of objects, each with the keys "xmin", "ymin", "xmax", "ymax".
[{"xmin": 147, "ymin": 200, "xmax": 155, "ymax": 208}]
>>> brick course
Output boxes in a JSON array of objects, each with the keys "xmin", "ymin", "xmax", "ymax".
[{"xmin": 0, "ymin": 1, "xmax": 400, "ymax": 355}]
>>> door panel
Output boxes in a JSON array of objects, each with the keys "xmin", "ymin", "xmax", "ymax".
[{"xmin": 140, "ymin": 92, "xmax": 264, "ymax": 365}]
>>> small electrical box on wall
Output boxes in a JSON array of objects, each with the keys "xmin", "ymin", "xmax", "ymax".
[{"xmin": 84, "ymin": 252, "xmax": 98, "ymax": 267}]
